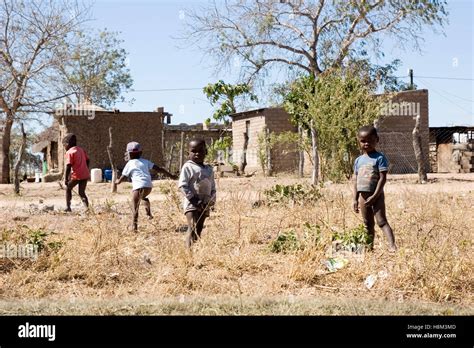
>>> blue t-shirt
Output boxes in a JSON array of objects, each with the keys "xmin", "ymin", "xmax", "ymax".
[
  {"xmin": 121, "ymin": 158, "xmax": 154, "ymax": 190},
  {"xmin": 354, "ymin": 152, "xmax": 389, "ymax": 193}
]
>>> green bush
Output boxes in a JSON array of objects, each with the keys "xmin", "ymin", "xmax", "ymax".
[
  {"xmin": 27, "ymin": 228, "xmax": 49, "ymax": 251},
  {"xmin": 269, "ymin": 230, "xmax": 299, "ymax": 253},
  {"xmin": 264, "ymin": 184, "xmax": 321, "ymax": 206},
  {"xmin": 332, "ymin": 224, "xmax": 373, "ymax": 247},
  {"xmin": 270, "ymin": 223, "xmax": 322, "ymax": 253}
]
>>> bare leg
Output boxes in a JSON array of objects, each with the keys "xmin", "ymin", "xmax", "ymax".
[
  {"xmin": 185, "ymin": 210, "xmax": 207, "ymax": 248},
  {"xmin": 132, "ymin": 189, "xmax": 141, "ymax": 231},
  {"xmin": 65, "ymin": 180, "xmax": 79, "ymax": 212},
  {"xmin": 359, "ymin": 194, "xmax": 375, "ymax": 248},
  {"xmin": 77, "ymin": 180, "xmax": 89, "ymax": 208},
  {"xmin": 139, "ymin": 187, "xmax": 153, "ymax": 219},
  {"xmin": 373, "ymin": 194, "xmax": 397, "ymax": 252}
]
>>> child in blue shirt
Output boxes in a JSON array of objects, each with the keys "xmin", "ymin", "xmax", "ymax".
[
  {"xmin": 116, "ymin": 141, "xmax": 176, "ymax": 231},
  {"xmin": 353, "ymin": 126, "xmax": 397, "ymax": 252}
]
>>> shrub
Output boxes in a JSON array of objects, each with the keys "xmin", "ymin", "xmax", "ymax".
[
  {"xmin": 264, "ymin": 184, "xmax": 321, "ymax": 206},
  {"xmin": 332, "ymin": 224, "xmax": 373, "ymax": 248},
  {"xmin": 270, "ymin": 223, "xmax": 322, "ymax": 253}
]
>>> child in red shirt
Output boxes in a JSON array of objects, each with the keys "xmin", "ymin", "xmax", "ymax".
[{"xmin": 62, "ymin": 133, "xmax": 90, "ymax": 212}]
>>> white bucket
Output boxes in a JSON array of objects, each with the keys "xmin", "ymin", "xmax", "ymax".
[
  {"xmin": 90, "ymin": 168, "xmax": 102, "ymax": 183},
  {"xmin": 34, "ymin": 172, "xmax": 41, "ymax": 183}
]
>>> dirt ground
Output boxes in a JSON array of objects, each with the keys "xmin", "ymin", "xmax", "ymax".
[{"xmin": 0, "ymin": 173, "xmax": 473, "ymax": 315}]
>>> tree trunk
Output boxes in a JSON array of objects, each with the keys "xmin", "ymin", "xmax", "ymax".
[
  {"xmin": 310, "ymin": 123, "xmax": 319, "ymax": 185},
  {"xmin": 239, "ymin": 131, "xmax": 249, "ymax": 174},
  {"xmin": 0, "ymin": 116, "xmax": 13, "ymax": 184},
  {"xmin": 13, "ymin": 123, "xmax": 26, "ymax": 194},
  {"xmin": 106, "ymin": 127, "xmax": 117, "ymax": 193},
  {"xmin": 412, "ymin": 115, "xmax": 427, "ymax": 183},
  {"xmin": 298, "ymin": 124, "xmax": 304, "ymax": 178}
]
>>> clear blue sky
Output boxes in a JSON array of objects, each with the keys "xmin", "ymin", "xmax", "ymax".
[{"xmin": 91, "ymin": 0, "xmax": 473, "ymax": 127}]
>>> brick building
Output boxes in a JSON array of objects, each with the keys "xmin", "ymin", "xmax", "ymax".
[
  {"xmin": 377, "ymin": 89, "xmax": 430, "ymax": 174},
  {"xmin": 230, "ymin": 107, "xmax": 300, "ymax": 173},
  {"xmin": 231, "ymin": 89, "xmax": 430, "ymax": 175},
  {"xmin": 34, "ymin": 106, "xmax": 169, "ymax": 178},
  {"xmin": 429, "ymin": 126, "xmax": 474, "ymax": 173},
  {"xmin": 33, "ymin": 105, "xmax": 231, "ymax": 178}
]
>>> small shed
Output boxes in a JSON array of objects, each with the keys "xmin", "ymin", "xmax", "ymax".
[{"xmin": 429, "ymin": 126, "xmax": 474, "ymax": 173}]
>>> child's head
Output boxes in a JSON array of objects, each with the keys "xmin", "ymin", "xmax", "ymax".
[
  {"xmin": 62, "ymin": 133, "xmax": 77, "ymax": 150},
  {"xmin": 357, "ymin": 125, "xmax": 379, "ymax": 153},
  {"xmin": 126, "ymin": 141, "xmax": 142, "ymax": 160},
  {"xmin": 188, "ymin": 139, "xmax": 207, "ymax": 164}
]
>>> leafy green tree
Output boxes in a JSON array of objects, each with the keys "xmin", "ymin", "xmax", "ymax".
[
  {"xmin": 203, "ymin": 80, "xmax": 257, "ymax": 165},
  {"xmin": 284, "ymin": 68, "xmax": 388, "ymax": 182},
  {"xmin": 57, "ymin": 29, "xmax": 133, "ymax": 108},
  {"xmin": 203, "ymin": 80, "xmax": 258, "ymax": 124}
]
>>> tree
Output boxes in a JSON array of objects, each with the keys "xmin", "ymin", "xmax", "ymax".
[
  {"xmin": 185, "ymin": 0, "xmax": 447, "ymax": 182},
  {"xmin": 57, "ymin": 29, "xmax": 133, "ymax": 108},
  {"xmin": 185, "ymin": 0, "xmax": 447, "ymax": 82},
  {"xmin": 203, "ymin": 80, "xmax": 257, "ymax": 124},
  {"xmin": 203, "ymin": 80, "xmax": 257, "ymax": 168},
  {"xmin": 0, "ymin": 0, "xmax": 89, "ymax": 183},
  {"xmin": 284, "ymin": 68, "xmax": 387, "ymax": 182}
]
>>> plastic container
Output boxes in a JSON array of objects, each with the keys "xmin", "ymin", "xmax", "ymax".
[
  {"xmin": 90, "ymin": 168, "xmax": 102, "ymax": 183},
  {"xmin": 104, "ymin": 169, "xmax": 113, "ymax": 182},
  {"xmin": 34, "ymin": 172, "xmax": 41, "ymax": 183}
]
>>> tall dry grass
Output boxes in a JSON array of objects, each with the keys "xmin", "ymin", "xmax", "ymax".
[{"xmin": 0, "ymin": 177, "xmax": 472, "ymax": 314}]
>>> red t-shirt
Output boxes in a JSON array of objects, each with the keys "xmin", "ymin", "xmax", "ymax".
[{"xmin": 66, "ymin": 146, "xmax": 90, "ymax": 180}]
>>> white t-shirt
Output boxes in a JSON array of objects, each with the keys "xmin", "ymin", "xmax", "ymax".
[{"xmin": 121, "ymin": 158, "xmax": 154, "ymax": 190}]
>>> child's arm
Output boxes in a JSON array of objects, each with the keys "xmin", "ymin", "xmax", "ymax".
[
  {"xmin": 152, "ymin": 164, "xmax": 178, "ymax": 180},
  {"xmin": 352, "ymin": 174, "xmax": 359, "ymax": 213},
  {"xmin": 115, "ymin": 175, "xmax": 127, "ymax": 185},
  {"xmin": 365, "ymin": 171, "xmax": 387, "ymax": 206},
  {"xmin": 210, "ymin": 170, "xmax": 216, "ymax": 203},
  {"xmin": 178, "ymin": 166, "xmax": 200, "ymax": 206},
  {"xmin": 116, "ymin": 163, "xmax": 130, "ymax": 185}
]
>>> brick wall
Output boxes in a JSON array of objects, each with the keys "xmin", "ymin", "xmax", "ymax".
[
  {"xmin": 232, "ymin": 110, "xmax": 267, "ymax": 172},
  {"xmin": 265, "ymin": 108, "xmax": 298, "ymax": 172},
  {"xmin": 59, "ymin": 111, "xmax": 164, "ymax": 172},
  {"xmin": 377, "ymin": 89, "xmax": 430, "ymax": 173}
]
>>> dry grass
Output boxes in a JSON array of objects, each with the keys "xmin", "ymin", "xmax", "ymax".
[{"xmin": 0, "ymin": 174, "xmax": 473, "ymax": 315}]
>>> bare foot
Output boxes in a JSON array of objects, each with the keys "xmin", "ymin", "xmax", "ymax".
[{"xmin": 388, "ymin": 244, "xmax": 398, "ymax": 253}]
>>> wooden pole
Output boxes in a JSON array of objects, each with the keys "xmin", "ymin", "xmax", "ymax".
[
  {"xmin": 239, "ymin": 131, "xmax": 249, "ymax": 174},
  {"xmin": 179, "ymin": 131, "xmax": 185, "ymax": 169},
  {"xmin": 265, "ymin": 127, "xmax": 273, "ymax": 176},
  {"xmin": 13, "ymin": 123, "xmax": 26, "ymax": 194},
  {"xmin": 106, "ymin": 127, "xmax": 117, "ymax": 193},
  {"xmin": 310, "ymin": 122, "xmax": 319, "ymax": 185},
  {"xmin": 298, "ymin": 124, "xmax": 304, "ymax": 178},
  {"xmin": 412, "ymin": 115, "xmax": 427, "ymax": 183}
]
